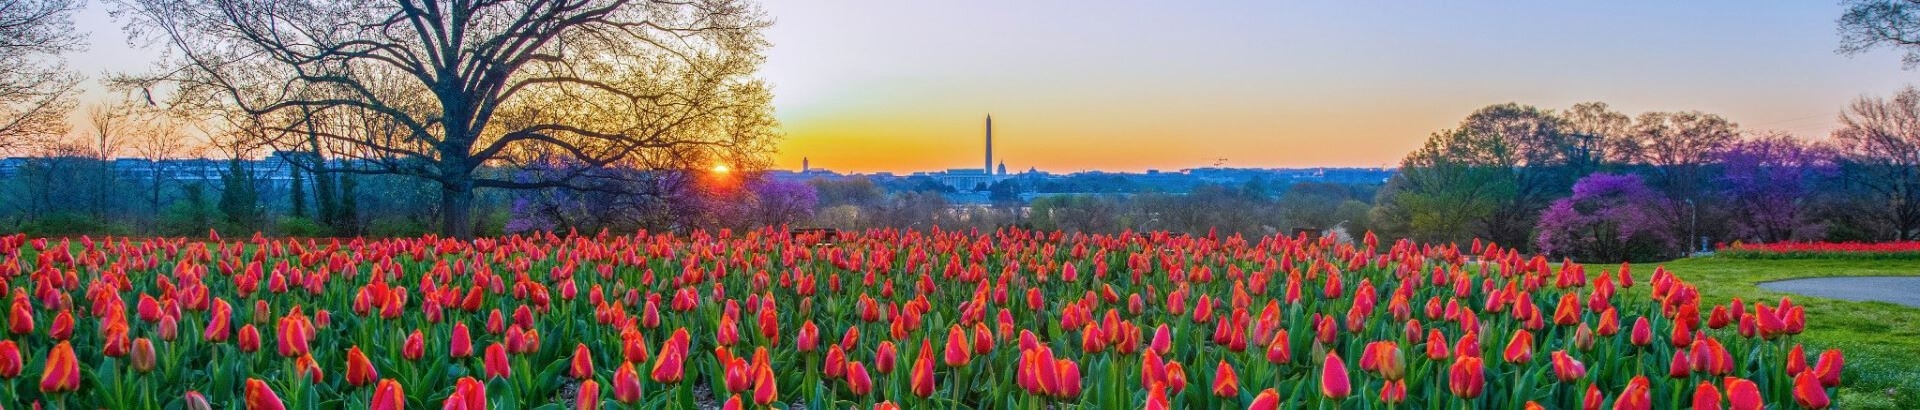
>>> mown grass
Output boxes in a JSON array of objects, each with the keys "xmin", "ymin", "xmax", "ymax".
[{"xmin": 1603, "ymin": 258, "xmax": 1920, "ymax": 409}]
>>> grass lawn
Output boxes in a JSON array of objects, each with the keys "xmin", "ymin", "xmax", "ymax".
[{"xmin": 1609, "ymin": 257, "xmax": 1920, "ymax": 409}]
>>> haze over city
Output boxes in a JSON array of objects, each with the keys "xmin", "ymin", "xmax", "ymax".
[{"xmin": 57, "ymin": 1, "xmax": 1913, "ymax": 173}]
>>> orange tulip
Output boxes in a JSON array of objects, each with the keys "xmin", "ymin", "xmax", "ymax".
[
  {"xmin": 370, "ymin": 379, "xmax": 405, "ymax": 410},
  {"xmin": 911, "ymin": 338, "xmax": 936, "ymax": 398},
  {"xmin": 1615, "ymin": 376, "xmax": 1651, "ymax": 410},
  {"xmin": 1145, "ymin": 384, "xmax": 1171, "ymax": 410},
  {"xmin": 575, "ymin": 379, "xmax": 600, "ymax": 410},
  {"xmin": 245, "ymin": 379, "xmax": 286, "ymax": 410},
  {"xmin": 1793, "ymin": 371, "xmax": 1830, "ymax": 409},
  {"xmin": 874, "ymin": 401, "xmax": 901, "ymax": 410},
  {"xmin": 483, "ymin": 343, "xmax": 511, "ymax": 379},
  {"xmin": 444, "ymin": 377, "xmax": 488, "ymax": 410},
  {"xmin": 294, "ymin": 354, "xmax": 324, "ymax": 383},
  {"xmin": 570, "ymin": 343, "xmax": 594, "ymax": 380},
  {"xmin": 613, "ymin": 362, "xmax": 643, "ymax": 403},
  {"xmin": 39, "ymin": 341, "xmax": 79, "ymax": 393},
  {"xmin": 1321, "ymin": 351, "xmax": 1351, "ymax": 400},
  {"xmin": 1210, "ymin": 360, "xmax": 1238, "ymax": 397},
  {"xmin": 1725, "ymin": 377, "xmax": 1763, "ymax": 410},
  {"xmin": 1249, "ymin": 388, "xmax": 1280, "ymax": 410}
]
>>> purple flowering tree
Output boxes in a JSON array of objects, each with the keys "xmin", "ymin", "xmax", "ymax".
[
  {"xmin": 1715, "ymin": 133, "xmax": 1833, "ymax": 243},
  {"xmin": 1535, "ymin": 173, "xmax": 1679, "ymax": 262}
]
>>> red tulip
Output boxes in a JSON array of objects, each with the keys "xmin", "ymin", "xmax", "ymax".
[
  {"xmin": 276, "ymin": 314, "xmax": 312, "ymax": 358},
  {"xmin": 1249, "ymin": 388, "xmax": 1280, "ymax": 410},
  {"xmin": 1786, "ymin": 344, "xmax": 1808, "ymax": 376},
  {"xmin": 875, "ymin": 341, "xmax": 897, "ymax": 374},
  {"xmin": 797, "ymin": 320, "xmax": 820, "ymax": 353},
  {"xmin": 444, "ymin": 377, "xmax": 488, "ymax": 410},
  {"xmin": 184, "ymin": 391, "xmax": 213, "ymax": 410},
  {"xmin": 651, "ymin": 347, "xmax": 685, "ymax": 384},
  {"xmin": 1693, "ymin": 381, "xmax": 1723, "ymax": 410},
  {"xmin": 450, "ymin": 322, "xmax": 474, "ymax": 358},
  {"xmin": 1793, "ymin": 371, "xmax": 1830, "ymax": 409},
  {"xmin": 570, "ymin": 343, "xmax": 595, "ymax": 380},
  {"xmin": 404, "ymin": 330, "xmax": 425, "ymax": 361},
  {"xmin": 346, "ymin": 346, "xmax": 378, "ymax": 386},
  {"xmin": 1145, "ymin": 385, "xmax": 1171, "ymax": 410},
  {"xmin": 752, "ymin": 357, "xmax": 779, "ymax": 406},
  {"xmin": 371, "ymin": 379, "xmax": 406, "ymax": 410},
  {"xmin": 6, "ymin": 301, "xmax": 30, "ymax": 335},
  {"xmin": 874, "ymin": 401, "xmax": 900, "ymax": 410},
  {"xmin": 1381, "ymin": 379, "xmax": 1407, "ymax": 404},
  {"xmin": 294, "ymin": 354, "xmax": 324, "ymax": 383},
  {"xmin": 1725, "ymin": 377, "xmax": 1763, "ymax": 410},
  {"xmin": 911, "ymin": 338, "xmax": 936, "ymax": 398},
  {"xmin": 1503, "ymin": 329, "xmax": 1534, "ymax": 363},
  {"xmin": 1448, "ymin": 356, "xmax": 1484, "ymax": 399},
  {"xmin": 1321, "ymin": 351, "xmax": 1351, "ymax": 400},
  {"xmin": 0, "ymin": 340, "xmax": 20, "ymax": 379},
  {"xmin": 574, "ymin": 379, "xmax": 599, "ymax": 410},
  {"xmin": 1551, "ymin": 350, "xmax": 1586, "ymax": 382},
  {"xmin": 943, "ymin": 325, "xmax": 971, "ymax": 367},
  {"xmin": 40, "ymin": 341, "xmax": 79, "ymax": 393},
  {"xmin": 1211, "ymin": 360, "xmax": 1238, "ymax": 397},
  {"xmin": 483, "ymin": 343, "xmax": 511, "ymax": 379},
  {"xmin": 1164, "ymin": 360, "xmax": 1188, "ymax": 393},
  {"xmin": 1614, "ymin": 376, "xmax": 1651, "ymax": 410},
  {"xmin": 238, "ymin": 324, "xmax": 262, "ymax": 352},
  {"xmin": 1813, "ymin": 349, "xmax": 1843, "ymax": 388},
  {"xmin": 48, "ymin": 309, "xmax": 72, "ymax": 340},
  {"xmin": 1629, "ymin": 316, "xmax": 1652, "ymax": 347},
  {"xmin": 614, "ymin": 362, "xmax": 643, "ymax": 403},
  {"xmin": 723, "ymin": 396, "xmax": 743, "ymax": 410},
  {"xmin": 846, "ymin": 360, "xmax": 874, "ymax": 396},
  {"xmin": 246, "ymin": 379, "xmax": 286, "ymax": 410},
  {"xmin": 204, "ymin": 299, "xmax": 231, "ymax": 342}
]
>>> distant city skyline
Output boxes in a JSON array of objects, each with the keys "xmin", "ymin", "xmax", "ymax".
[{"xmin": 54, "ymin": 2, "xmax": 1920, "ymax": 173}]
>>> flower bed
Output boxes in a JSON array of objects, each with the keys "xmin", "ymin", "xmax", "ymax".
[{"xmin": 0, "ymin": 230, "xmax": 1844, "ymax": 409}]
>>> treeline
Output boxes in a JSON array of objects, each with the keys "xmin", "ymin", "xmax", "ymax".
[
  {"xmin": 802, "ymin": 176, "xmax": 1378, "ymax": 239},
  {"xmin": 1372, "ymin": 94, "xmax": 1920, "ymax": 262}
]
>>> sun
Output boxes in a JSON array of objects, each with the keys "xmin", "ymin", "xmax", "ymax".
[{"xmin": 711, "ymin": 164, "xmax": 731, "ymax": 174}]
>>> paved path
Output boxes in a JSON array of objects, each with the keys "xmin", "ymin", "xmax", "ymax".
[{"xmin": 1758, "ymin": 276, "xmax": 1920, "ymax": 308}]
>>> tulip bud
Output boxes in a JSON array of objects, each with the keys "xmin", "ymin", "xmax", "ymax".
[
  {"xmin": 183, "ymin": 391, "xmax": 213, "ymax": 410},
  {"xmin": 131, "ymin": 338, "xmax": 157, "ymax": 373}
]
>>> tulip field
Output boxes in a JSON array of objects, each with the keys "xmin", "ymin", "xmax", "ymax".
[{"xmin": 0, "ymin": 229, "xmax": 1847, "ymax": 409}]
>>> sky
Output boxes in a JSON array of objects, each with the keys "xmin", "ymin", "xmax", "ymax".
[{"xmin": 59, "ymin": 2, "xmax": 1919, "ymax": 173}]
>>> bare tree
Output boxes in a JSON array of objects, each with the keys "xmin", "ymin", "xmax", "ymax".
[
  {"xmin": 1562, "ymin": 101, "xmax": 1636, "ymax": 164},
  {"xmin": 1840, "ymin": 0, "xmax": 1920, "ymax": 68},
  {"xmin": 0, "ymin": 0, "xmax": 83, "ymax": 152},
  {"xmin": 113, "ymin": 0, "xmax": 778, "ymax": 238},
  {"xmin": 1833, "ymin": 86, "xmax": 1920, "ymax": 239},
  {"xmin": 128, "ymin": 110, "xmax": 198, "ymax": 226}
]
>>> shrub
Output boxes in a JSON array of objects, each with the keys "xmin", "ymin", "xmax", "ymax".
[{"xmin": 1535, "ymin": 173, "xmax": 1678, "ymax": 262}]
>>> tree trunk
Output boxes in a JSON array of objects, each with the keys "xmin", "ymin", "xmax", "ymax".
[{"xmin": 441, "ymin": 176, "xmax": 476, "ymax": 239}]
